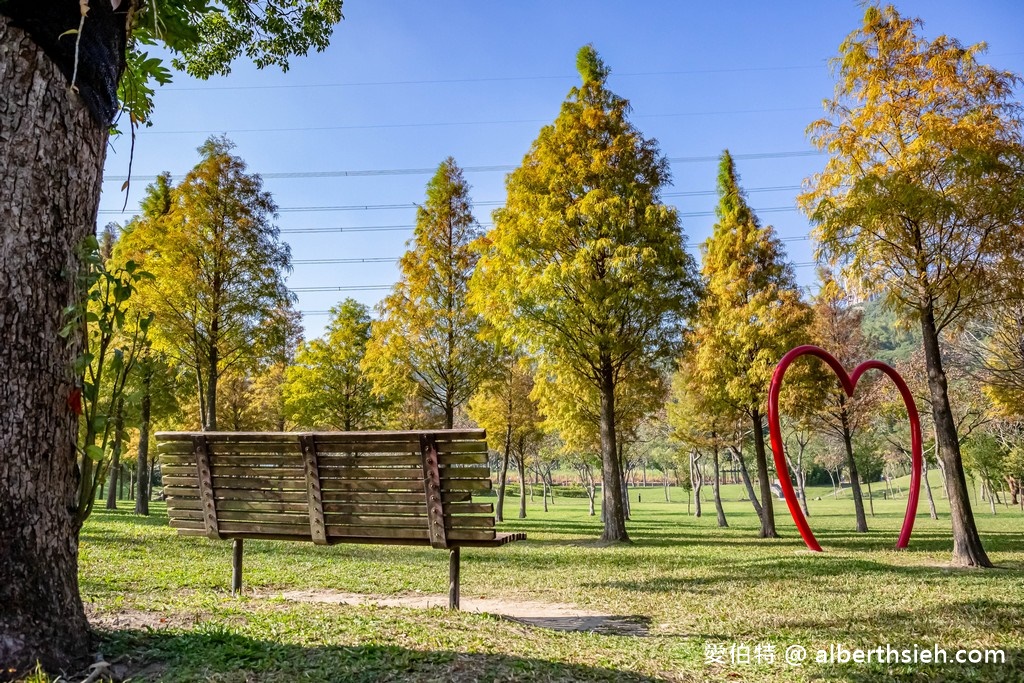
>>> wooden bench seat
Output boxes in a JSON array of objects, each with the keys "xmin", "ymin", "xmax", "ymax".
[{"xmin": 156, "ymin": 428, "xmax": 525, "ymax": 608}]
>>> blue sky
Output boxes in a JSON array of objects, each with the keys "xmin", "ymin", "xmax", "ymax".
[{"xmin": 97, "ymin": 1, "xmax": 1024, "ymax": 339}]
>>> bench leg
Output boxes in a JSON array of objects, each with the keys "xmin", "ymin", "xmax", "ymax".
[
  {"xmin": 449, "ymin": 547, "xmax": 460, "ymax": 610},
  {"xmin": 232, "ymin": 538, "xmax": 244, "ymax": 596}
]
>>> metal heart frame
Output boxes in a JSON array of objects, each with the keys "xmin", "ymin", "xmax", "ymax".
[{"xmin": 767, "ymin": 345, "xmax": 923, "ymax": 552}]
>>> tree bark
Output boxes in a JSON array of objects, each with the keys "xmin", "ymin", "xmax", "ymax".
[
  {"xmin": 923, "ymin": 456, "xmax": 938, "ymax": 521},
  {"xmin": 691, "ymin": 450, "xmax": 703, "ymax": 518},
  {"xmin": 731, "ymin": 445, "xmax": 763, "ymax": 520},
  {"xmin": 0, "ymin": 14, "xmax": 113, "ymax": 671},
  {"xmin": 711, "ymin": 442, "xmax": 728, "ymax": 528},
  {"xmin": 135, "ymin": 361, "xmax": 152, "ymax": 515},
  {"xmin": 598, "ymin": 355, "xmax": 629, "ymax": 542},
  {"xmin": 516, "ymin": 457, "xmax": 527, "ymax": 519},
  {"xmin": 105, "ymin": 398, "xmax": 124, "ymax": 510},
  {"xmin": 919, "ymin": 300, "xmax": 992, "ymax": 567},
  {"xmin": 750, "ymin": 408, "xmax": 777, "ymax": 537},
  {"xmin": 617, "ymin": 445, "xmax": 630, "ymax": 521},
  {"xmin": 205, "ymin": 334, "xmax": 218, "ymax": 431},
  {"xmin": 495, "ymin": 424, "xmax": 511, "ymax": 523},
  {"xmin": 841, "ymin": 405, "xmax": 868, "ymax": 532}
]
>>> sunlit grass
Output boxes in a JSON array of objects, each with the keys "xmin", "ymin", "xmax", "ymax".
[{"xmin": 76, "ymin": 478, "xmax": 1024, "ymax": 682}]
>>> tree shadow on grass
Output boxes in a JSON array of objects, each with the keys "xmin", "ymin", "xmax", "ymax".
[
  {"xmin": 588, "ymin": 555, "xmax": 1023, "ymax": 595},
  {"xmin": 98, "ymin": 626, "xmax": 666, "ymax": 683}
]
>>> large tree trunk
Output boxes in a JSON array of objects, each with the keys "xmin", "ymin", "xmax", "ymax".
[
  {"xmin": 105, "ymin": 398, "xmax": 124, "ymax": 510},
  {"xmin": 711, "ymin": 442, "xmax": 728, "ymax": 528},
  {"xmin": 841, "ymin": 406, "xmax": 868, "ymax": 532},
  {"xmin": 495, "ymin": 424, "xmax": 511, "ymax": 523},
  {"xmin": 135, "ymin": 362, "xmax": 152, "ymax": 515},
  {"xmin": 598, "ymin": 355, "xmax": 629, "ymax": 542},
  {"xmin": 920, "ymin": 301, "xmax": 992, "ymax": 567},
  {"xmin": 0, "ymin": 10, "xmax": 120, "ymax": 670},
  {"xmin": 750, "ymin": 408, "xmax": 777, "ymax": 538}
]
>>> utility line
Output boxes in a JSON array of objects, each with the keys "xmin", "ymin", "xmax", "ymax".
[
  {"xmin": 137, "ymin": 107, "xmax": 819, "ymax": 136},
  {"xmin": 161, "ymin": 63, "xmax": 828, "ymax": 92},
  {"xmin": 101, "ymin": 203, "xmax": 800, "ymax": 218},
  {"xmin": 154, "ymin": 50, "xmax": 1024, "ymax": 93},
  {"xmin": 289, "ymin": 262, "xmax": 819, "ymax": 294},
  {"xmin": 291, "ymin": 284, "xmax": 394, "ymax": 293},
  {"xmin": 101, "ymin": 151, "xmax": 822, "ymax": 184}
]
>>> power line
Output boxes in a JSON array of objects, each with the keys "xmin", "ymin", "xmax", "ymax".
[
  {"xmin": 290, "ymin": 239, "xmax": 813, "ymax": 266},
  {"xmin": 294, "ymin": 257, "xmax": 396, "ymax": 265},
  {"xmin": 291, "ymin": 284, "xmax": 393, "ymax": 293},
  {"xmin": 161, "ymin": 63, "xmax": 828, "ymax": 92},
  {"xmin": 138, "ymin": 107, "xmax": 820, "ymax": 136},
  {"xmin": 157, "ymin": 50, "xmax": 1024, "ymax": 93},
  {"xmin": 101, "ymin": 151, "xmax": 823, "ymax": 185},
  {"xmin": 280, "ymin": 224, "xmax": 422, "ymax": 234}
]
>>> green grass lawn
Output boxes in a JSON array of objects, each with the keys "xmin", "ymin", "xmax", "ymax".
[{"xmin": 72, "ymin": 479, "xmax": 1024, "ymax": 682}]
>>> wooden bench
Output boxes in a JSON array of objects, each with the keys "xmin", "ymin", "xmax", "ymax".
[{"xmin": 155, "ymin": 429, "xmax": 525, "ymax": 609}]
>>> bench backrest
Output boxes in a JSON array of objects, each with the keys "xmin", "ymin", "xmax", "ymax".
[{"xmin": 155, "ymin": 429, "xmax": 496, "ymax": 547}]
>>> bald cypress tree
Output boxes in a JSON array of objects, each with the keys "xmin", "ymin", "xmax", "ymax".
[
  {"xmin": 471, "ymin": 46, "xmax": 699, "ymax": 542},
  {"xmin": 363, "ymin": 158, "xmax": 492, "ymax": 429},
  {"xmin": 691, "ymin": 151, "xmax": 811, "ymax": 538}
]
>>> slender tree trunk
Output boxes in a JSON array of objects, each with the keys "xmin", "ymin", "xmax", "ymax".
[
  {"xmin": 825, "ymin": 468, "xmax": 838, "ymax": 499},
  {"xmin": 919, "ymin": 300, "xmax": 991, "ymax": 567},
  {"xmin": 598, "ymin": 355, "xmax": 628, "ymax": 542},
  {"xmin": 617, "ymin": 446, "xmax": 630, "ymax": 521},
  {"xmin": 731, "ymin": 445, "xmax": 763, "ymax": 520},
  {"xmin": 105, "ymin": 398, "xmax": 124, "ymax": 510},
  {"xmin": 0, "ymin": 12, "xmax": 118, "ymax": 670},
  {"xmin": 444, "ymin": 400, "xmax": 454, "ymax": 430},
  {"xmin": 750, "ymin": 408, "xmax": 776, "ymax": 538},
  {"xmin": 517, "ymin": 457, "xmax": 527, "ymax": 519},
  {"xmin": 841, "ymin": 411, "xmax": 868, "ymax": 532},
  {"xmin": 866, "ymin": 479, "xmax": 875, "ymax": 516},
  {"xmin": 205, "ymin": 337, "xmax": 220, "ymax": 431},
  {"xmin": 711, "ymin": 442, "xmax": 728, "ymax": 528},
  {"xmin": 135, "ymin": 364, "xmax": 152, "ymax": 515},
  {"xmin": 495, "ymin": 424, "xmax": 512, "ymax": 523},
  {"xmin": 923, "ymin": 456, "xmax": 938, "ymax": 520},
  {"xmin": 691, "ymin": 451, "xmax": 703, "ymax": 518},
  {"xmin": 785, "ymin": 452, "xmax": 810, "ymax": 518}
]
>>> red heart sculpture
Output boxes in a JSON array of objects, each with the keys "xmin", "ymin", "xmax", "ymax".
[{"xmin": 767, "ymin": 345, "xmax": 923, "ymax": 551}]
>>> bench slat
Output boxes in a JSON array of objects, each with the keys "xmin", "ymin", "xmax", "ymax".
[
  {"xmin": 164, "ymin": 487, "xmax": 477, "ymax": 505},
  {"xmin": 164, "ymin": 465, "xmax": 306, "ymax": 478},
  {"xmin": 165, "ymin": 499, "xmax": 493, "ymax": 520},
  {"xmin": 435, "ymin": 441, "xmax": 489, "ymax": 454},
  {"xmin": 159, "ymin": 452, "xmax": 487, "ymax": 467},
  {"xmin": 438, "ymin": 479, "xmax": 492, "ymax": 492},
  {"xmin": 156, "ymin": 429, "xmax": 479, "ymax": 441},
  {"xmin": 164, "ymin": 487, "xmax": 308, "ymax": 502},
  {"xmin": 314, "ymin": 441, "xmax": 419, "ymax": 454}
]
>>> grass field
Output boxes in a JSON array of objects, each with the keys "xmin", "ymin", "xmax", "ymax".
[{"xmin": 71, "ymin": 479, "xmax": 1024, "ymax": 682}]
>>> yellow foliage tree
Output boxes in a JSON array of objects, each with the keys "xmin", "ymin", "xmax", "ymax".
[{"xmin": 799, "ymin": 4, "xmax": 1024, "ymax": 566}]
